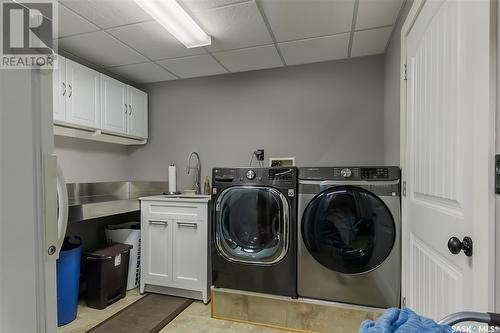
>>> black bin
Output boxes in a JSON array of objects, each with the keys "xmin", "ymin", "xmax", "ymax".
[{"xmin": 84, "ymin": 243, "xmax": 133, "ymax": 310}]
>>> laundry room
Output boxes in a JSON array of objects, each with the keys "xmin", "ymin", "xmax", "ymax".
[{"xmin": 1, "ymin": 0, "xmax": 497, "ymax": 333}]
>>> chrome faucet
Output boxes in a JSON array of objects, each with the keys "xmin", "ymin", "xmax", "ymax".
[{"xmin": 186, "ymin": 151, "xmax": 201, "ymax": 194}]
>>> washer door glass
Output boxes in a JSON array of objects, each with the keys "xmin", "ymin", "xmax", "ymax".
[
  {"xmin": 216, "ymin": 187, "xmax": 289, "ymax": 264},
  {"xmin": 302, "ymin": 186, "xmax": 395, "ymax": 274}
]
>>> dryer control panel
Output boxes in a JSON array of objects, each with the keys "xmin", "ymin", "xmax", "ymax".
[{"xmin": 299, "ymin": 166, "xmax": 400, "ymax": 181}]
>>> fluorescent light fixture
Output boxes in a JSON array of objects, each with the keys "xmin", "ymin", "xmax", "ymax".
[{"xmin": 133, "ymin": 0, "xmax": 211, "ymax": 48}]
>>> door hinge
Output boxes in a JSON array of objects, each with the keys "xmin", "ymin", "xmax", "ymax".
[
  {"xmin": 402, "ymin": 181, "xmax": 407, "ymax": 197},
  {"xmin": 403, "ymin": 64, "xmax": 407, "ymax": 81}
]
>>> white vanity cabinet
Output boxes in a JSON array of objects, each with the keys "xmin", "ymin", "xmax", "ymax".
[{"xmin": 140, "ymin": 197, "xmax": 210, "ymax": 303}]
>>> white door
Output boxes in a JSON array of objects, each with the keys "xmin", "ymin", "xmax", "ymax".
[
  {"xmin": 65, "ymin": 59, "xmax": 100, "ymax": 129},
  {"xmin": 1, "ymin": 68, "xmax": 64, "ymax": 332},
  {"xmin": 143, "ymin": 217, "xmax": 172, "ymax": 284},
  {"xmin": 402, "ymin": 0, "xmax": 494, "ymax": 320},
  {"xmin": 53, "ymin": 56, "xmax": 66, "ymax": 122},
  {"xmin": 127, "ymin": 86, "xmax": 148, "ymax": 139},
  {"xmin": 172, "ymin": 218, "xmax": 204, "ymax": 289},
  {"xmin": 101, "ymin": 74, "xmax": 127, "ymax": 135}
]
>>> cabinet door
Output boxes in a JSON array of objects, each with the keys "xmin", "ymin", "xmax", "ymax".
[
  {"xmin": 101, "ymin": 74, "xmax": 127, "ymax": 134},
  {"xmin": 143, "ymin": 218, "xmax": 172, "ymax": 284},
  {"xmin": 65, "ymin": 59, "xmax": 100, "ymax": 129},
  {"xmin": 172, "ymin": 218, "xmax": 204, "ymax": 289},
  {"xmin": 127, "ymin": 86, "xmax": 148, "ymax": 139},
  {"xmin": 53, "ymin": 56, "xmax": 66, "ymax": 122}
]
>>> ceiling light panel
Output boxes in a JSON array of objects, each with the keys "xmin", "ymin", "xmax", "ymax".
[{"xmin": 133, "ymin": 0, "xmax": 211, "ymax": 48}]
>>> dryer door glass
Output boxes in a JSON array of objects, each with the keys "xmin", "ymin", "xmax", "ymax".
[
  {"xmin": 302, "ymin": 186, "xmax": 395, "ymax": 274},
  {"xmin": 216, "ymin": 186, "xmax": 289, "ymax": 265}
]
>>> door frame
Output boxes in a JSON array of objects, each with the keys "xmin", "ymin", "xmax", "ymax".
[{"xmin": 399, "ymin": 0, "xmax": 497, "ymax": 310}]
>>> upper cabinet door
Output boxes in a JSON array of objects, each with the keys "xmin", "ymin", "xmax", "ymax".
[
  {"xmin": 101, "ymin": 74, "xmax": 127, "ymax": 135},
  {"xmin": 65, "ymin": 59, "xmax": 100, "ymax": 129},
  {"xmin": 127, "ymin": 86, "xmax": 148, "ymax": 139},
  {"xmin": 53, "ymin": 56, "xmax": 66, "ymax": 122}
]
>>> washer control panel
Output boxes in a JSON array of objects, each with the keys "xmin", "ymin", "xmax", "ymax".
[
  {"xmin": 246, "ymin": 170, "xmax": 256, "ymax": 180},
  {"xmin": 213, "ymin": 167, "xmax": 297, "ymax": 186}
]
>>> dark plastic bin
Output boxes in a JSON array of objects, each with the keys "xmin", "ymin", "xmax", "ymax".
[
  {"xmin": 84, "ymin": 243, "xmax": 133, "ymax": 310},
  {"xmin": 56, "ymin": 236, "xmax": 82, "ymax": 326}
]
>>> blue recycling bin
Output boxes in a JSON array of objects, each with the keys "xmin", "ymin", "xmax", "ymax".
[{"xmin": 56, "ymin": 236, "xmax": 82, "ymax": 326}]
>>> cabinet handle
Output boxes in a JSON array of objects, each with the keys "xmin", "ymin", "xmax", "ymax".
[
  {"xmin": 68, "ymin": 84, "xmax": 72, "ymax": 98},
  {"xmin": 62, "ymin": 82, "xmax": 66, "ymax": 96},
  {"xmin": 149, "ymin": 219, "xmax": 168, "ymax": 225},
  {"xmin": 129, "ymin": 104, "xmax": 132, "ymax": 115},
  {"xmin": 124, "ymin": 104, "xmax": 128, "ymax": 114},
  {"xmin": 177, "ymin": 221, "xmax": 198, "ymax": 228}
]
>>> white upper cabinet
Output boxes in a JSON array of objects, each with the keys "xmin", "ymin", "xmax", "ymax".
[
  {"xmin": 65, "ymin": 59, "xmax": 100, "ymax": 129},
  {"xmin": 101, "ymin": 74, "xmax": 127, "ymax": 135},
  {"xmin": 127, "ymin": 86, "xmax": 148, "ymax": 139},
  {"xmin": 53, "ymin": 55, "xmax": 148, "ymax": 143},
  {"xmin": 53, "ymin": 56, "xmax": 67, "ymax": 122}
]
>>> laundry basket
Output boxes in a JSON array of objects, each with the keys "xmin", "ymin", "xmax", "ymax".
[{"xmin": 105, "ymin": 222, "xmax": 140, "ymax": 290}]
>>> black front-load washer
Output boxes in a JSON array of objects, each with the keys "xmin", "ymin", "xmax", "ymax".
[{"xmin": 211, "ymin": 167, "xmax": 297, "ymax": 298}]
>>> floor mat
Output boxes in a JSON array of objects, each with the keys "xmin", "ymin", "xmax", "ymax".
[{"xmin": 85, "ymin": 293, "xmax": 193, "ymax": 333}]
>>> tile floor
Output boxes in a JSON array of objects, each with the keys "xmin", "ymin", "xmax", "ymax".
[{"xmin": 57, "ymin": 289, "xmax": 290, "ymax": 333}]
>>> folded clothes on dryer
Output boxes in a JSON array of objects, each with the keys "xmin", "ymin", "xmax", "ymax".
[{"xmin": 359, "ymin": 308, "xmax": 452, "ymax": 333}]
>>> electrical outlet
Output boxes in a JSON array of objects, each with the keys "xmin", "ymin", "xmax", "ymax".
[{"xmin": 255, "ymin": 149, "xmax": 265, "ymax": 161}]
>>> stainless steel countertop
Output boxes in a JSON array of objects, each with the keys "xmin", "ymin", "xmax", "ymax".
[{"xmin": 67, "ymin": 181, "xmax": 167, "ymax": 222}]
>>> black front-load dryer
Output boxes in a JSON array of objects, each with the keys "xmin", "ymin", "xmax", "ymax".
[{"xmin": 211, "ymin": 167, "xmax": 297, "ymax": 298}]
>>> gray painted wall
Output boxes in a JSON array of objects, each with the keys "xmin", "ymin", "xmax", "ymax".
[
  {"xmin": 54, "ymin": 136, "xmax": 131, "ymax": 183},
  {"xmin": 128, "ymin": 55, "xmax": 386, "ymax": 191},
  {"xmin": 383, "ymin": 0, "xmax": 413, "ymax": 166}
]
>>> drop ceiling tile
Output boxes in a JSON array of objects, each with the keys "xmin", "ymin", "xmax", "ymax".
[
  {"xmin": 351, "ymin": 27, "xmax": 392, "ymax": 57},
  {"xmin": 58, "ymin": 49, "xmax": 101, "ymax": 70},
  {"xmin": 58, "ymin": 0, "xmax": 152, "ymax": 29},
  {"xmin": 107, "ymin": 21, "xmax": 206, "ymax": 61},
  {"xmin": 59, "ymin": 31, "xmax": 148, "ymax": 67},
  {"xmin": 182, "ymin": 1, "xmax": 273, "ymax": 52},
  {"xmin": 213, "ymin": 44, "xmax": 282, "ymax": 72},
  {"xmin": 260, "ymin": 0, "xmax": 354, "ymax": 42},
  {"xmin": 356, "ymin": 0, "xmax": 403, "ymax": 30},
  {"xmin": 157, "ymin": 54, "xmax": 226, "ymax": 78},
  {"xmin": 58, "ymin": 3, "xmax": 99, "ymax": 38},
  {"xmin": 106, "ymin": 62, "xmax": 177, "ymax": 83},
  {"xmin": 180, "ymin": 0, "xmax": 250, "ymax": 10},
  {"xmin": 278, "ymin": 33, "xmax": 349, "ymax": 66}
]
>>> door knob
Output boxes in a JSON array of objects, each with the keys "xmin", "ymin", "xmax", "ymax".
[{"xmin": 448, "ymin": 236, "xmax": 473, "ymax": 257}]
